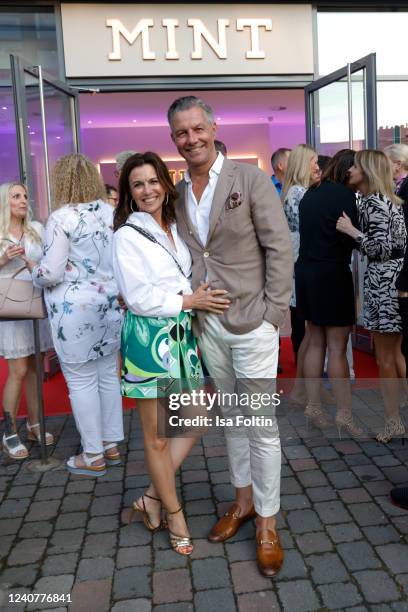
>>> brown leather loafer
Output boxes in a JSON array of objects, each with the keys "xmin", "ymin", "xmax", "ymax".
[
  {"xmin": 256, "ymin": 528, "xmax": 284, "ymax": 577},
  {"xmin": 208, "ymin": 503, "xmax": 256, "ymax": 543}
]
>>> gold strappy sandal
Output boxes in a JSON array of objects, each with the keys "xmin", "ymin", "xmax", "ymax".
[
  {"xmin": 166, "ymin": 506, "xmax": 193, "ymax": 556},
  {"xmin": 132, "ymin": 493, "xmax": 164, "ymax": 532}
]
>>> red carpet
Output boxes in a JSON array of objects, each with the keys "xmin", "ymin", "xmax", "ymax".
[{"xmin": 0, "ymin": 338, "xmax": 378, "ymax": 418}]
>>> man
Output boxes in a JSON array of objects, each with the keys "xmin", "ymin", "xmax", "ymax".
[
  {"xmin": 168, "ymin": 96, "xmax": 293, "ymax": 576},
  {"xmin": 271, "ymin": 147, "xmax": 291, "ymax": 194},
  {"xmin": 114, "ymin": 150, "xmax": 137, "ymax": 178}
]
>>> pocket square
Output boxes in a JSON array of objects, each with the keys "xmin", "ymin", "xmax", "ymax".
[{"xmin": 226, "ymin": 191, "xmax": 242, "ymax": 210}]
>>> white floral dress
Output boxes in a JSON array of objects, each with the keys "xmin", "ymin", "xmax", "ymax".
[
  {"xmin": 0, "ymin": 222, "xmax": 53, "ymax": 359},
  {"xmin": 32, "ymin": 200, "xmax": 122, "ymax": 364}
]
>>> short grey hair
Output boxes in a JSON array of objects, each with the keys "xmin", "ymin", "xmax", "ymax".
[
  {"xmin": 384, "ymin": 143, "xmax": 408, "ymax": 171},
  {"xmin": 115, "ymin": 150, "xmax": 138, "ymax": 172},
  {"xmin": 167, "ymin": 96, "xmax": 215, "ymax": 128},
  {"xmin": 271, "ymin": 147, "xmax": 291, "ymax": 171}
]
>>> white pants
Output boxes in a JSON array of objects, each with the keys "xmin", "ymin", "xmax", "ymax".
[
  {"xmin": 199, "ymin": 315, "xmax": 281, "ymax": 517},
  {"xmin": 60, "ymin": 352, "xmax": 124, "ymax": 454}
]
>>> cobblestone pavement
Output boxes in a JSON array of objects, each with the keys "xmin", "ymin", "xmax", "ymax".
[{"xmin": 0, "ymin": 388, "xmax": 408, "ymax": 611}]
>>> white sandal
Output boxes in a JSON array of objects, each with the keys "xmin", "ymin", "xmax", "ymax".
[
  {"xmin": 26, "ymin": 421, "xmax": 54, "ymax": 446},
  {"xmin": 103, "ymin": 442, "xmax": 121, "ymax": 466},
  {"xmin": 66, "ymin": 452, "xmax": 107, "ymax": 477},
  {"xmin": 2, "ymin": 433, "xmax": 29, "ymax": 460}
]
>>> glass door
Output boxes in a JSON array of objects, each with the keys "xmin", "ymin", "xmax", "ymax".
[
  {"xmin": 305, "ymin": 53, "xmax": 377, "ymax": 352},
  {"xmin": 10, "ymin": 54, "xmax": 80, "ymax": 223}
]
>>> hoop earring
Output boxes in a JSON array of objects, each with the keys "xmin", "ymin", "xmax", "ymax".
[{"xmin": 130, "ymin": 199, "xmax": 137, "ymax": 213}]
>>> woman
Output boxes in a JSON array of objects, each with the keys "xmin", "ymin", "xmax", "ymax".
[
  {"xmin": 112, "ymin": 152, "xmax": 229, "ymax": 556},
  {"xmin": 0, "ymin": 182, "xmax": 54, "ymax": 459},
  {"xmin": 105, "ymin": 184, "xmax": 119, "ymax": 208},
  {"xmin": 282, "ymin": 145, "xmax": 322, "ymax": 409},
  {"xmin": 28, "ymin": 154, "xmax": 124, "ymax": 475},
  {"xmin": 385, "ymin": 144, "xmax": 408, "ymax": 376},
  {"xmin": 337, "ymin": 149, "xmax": 407, "ymax": 443},
  {"xmin": 296, "ymin": 149, "xmax": 362, "ymax": 436}
]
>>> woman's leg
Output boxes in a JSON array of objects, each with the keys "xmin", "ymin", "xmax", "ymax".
[
  {"xmin": 289, "ymin": 326, "xmax": 309, "ymax": 404},
  {"xmin": 303, "ymin": 323, "xmax": 326, "ymax": 406},
  {"xmin": 326, "ymin": 326, "xmax": 352, "ymax": 411},
  {"xmin": 137, "ymin": 398, "xmax": 191, "ymax": 546},
  {"xmin": 372, "ymin": 332, "xmax": 402, "ymax": 420},
  {"xmin": 2, "ymin": 357, "xmax": 29, "ymax": 457},
  {"xmin": 25, "ymin": 353, "xmax": 43, "ymax": 425}
]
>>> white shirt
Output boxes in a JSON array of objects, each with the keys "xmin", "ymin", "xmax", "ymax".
[
  {"xmin": 112, "ymin": 212, "xmax": 193, "ymax": 318},
  {"xmin": 184, "ymin": 152, "xmax": 224, "ymax": 246}
]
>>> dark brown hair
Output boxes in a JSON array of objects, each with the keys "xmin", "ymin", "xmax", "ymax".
[
  {"xmin": 322, "ymin": 149, "xmax": 355, "ymax": 185},
  {"xmin": 113, "ymin": 152, "xmax": 178, "ymax": 231}
]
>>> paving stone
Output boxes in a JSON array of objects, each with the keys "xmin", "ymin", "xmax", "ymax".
[
  {"xmin": 306, "ymin": 486, "xmax": 337, "ymax": 502},
  {"xmin": 183, "ymin": 455, "xmax": 207, "ymax": 470},
  {"xmin": 94, "ymin": 481, "xmax": 122, "ymax": 496},
  {"xmin": 381, "ymin": 466, "xmax": 408, "ymax": 484},
  {"xmin": 61, "ymin": 494, "xmax": 91, "ymax": 513},
  {"xmin": 153, "ymin": 568, "xmax": 192, "ymax": 604},
  {"xmin": 111, "ymin": 600, "xmax": 151, "ymax": 612},
  {"xmin": 34, "ymin": 486, "xmax": 65, "ymax": 501},
  {"xmin": 55, "ymin": 512, "xmax": 87, "ymax": 530},
  {"xmin": 188, "ymin": 515, "xmax": 216, "ymax": 539},
  {"xmin": 0, "ymin": 518, "xmax": 23, "ymax": 536},
  {"xmin": 283, "ymin": 445, "xmax": 311, "ymax": 460},
  {"xmin": 77, "ymin": 557, "xmax": 114, "ymax": 581},
  {"xmin": 306, "ymin": 552, "xmax": 348, "ymax": 584},
  {"xmin": 182, "ymin": 470, "xmax": 209, "ymax": 483},
  {"xmin": 183, "ymin": 483, "xmax": 211, "ymax": 501},
  {"xmin": 119, "ymin": 523, "xmax": 152, "ymax": 547},
  {"xmin": 0, "ymin": 498, "xmax": 30, "ymax": 518},
  {"xmin": 338, "ymin": 541, "xmax": 382, "ymax": 570},
  {"xmin": 25, "ymin": 500, "xmax": 60, "ymax": 522},
  {"xmin": 192, "ymin": 557, "xmax": 230, "ymax": 590},
  {"xmin": 326, "ymin": 522, "xmax": 364, "ymax": 543},
  {"xmin": 66, "ymin": 479, "xmax": 95, "ymax": 494},
  {"xmin": 155, "ymin": 548, "xmax": 189, "ymax": 570},
  {"xmin": 289, "ymin": 458, "xmax": 318, "ymax": 472},
  {"xmin": 82, "ymin": 532, "xmax": 117, "ymax": 558},
  {"xmin": 327, "ymin": 470, "xmax": 360, "ymax": 489},
  {"xmin": 7, "ymin": 538, "xmax": 47, "ymax": 566},
  {"xmin": 185, "ymin": 499, "xmax": 216, "ymax": 516},
  {"xmin": 376, "ymin": 543, "xmax": 408, "ymax": 574},
  {"xmin": 195, "ymin": 588, "xmax": 237, "ymax": 612},
  {"xmin": 237, "ymin": 591, "xmax": 280, "ymax": 612},
  {"xmin": 280, "ymin": 494, "xmax": 310, "ymax": 511},
  {"xmin": 295, "ymin": 532, "xmax": 333, "ymax": 555},
  {"xmin": 154, "ymin": 604, "xmax": 193, "ymax": 612},
  {"xmin": 286, "ymin": 509, "xmax": 322, "ymax": 534},
  {"xmin": 225, "ymin": 539, "xmax": 257, "ymax": 562},
  {"xmin": 349, "ymin": 502, "xmax": 388, "ymax": 526},
  {"xmin": 86, "ymin": 514, "xmax": 119, "ymax": 534},
  {"xmin": 69, "ymin": 578, "xmax": 112, "ymax": 612},
  {"xmin": 190, "ymin": 539, "xmax": 224, "ymax": 559},
  {"xmin": 276, "ymin": 549, "xmax": 307, "ymax": 580},
  {"xmin": 338, "ymin": 487, "xmax": 372, "ymax": 504},
  {"xmin": 310, "ymin": 446, "xmax": 339, "ymax": 461},
  {"xmin": 280, "ymin": 477, "xmax": 302, "ymax": 495},
  {"xmin": 49, "ymin": 529, "xmax": 85, "ymax": 554},
  {"xmin": 296, "ymin": 470, "xmax": 329, "ymax": 488},
  {"xmin": 363, "ymin": 525, "xmax": 402, "ymax": 545},
  {"xmin": 114, "ymin": 566, "xmax": 151, "ymax": 600},
  {"xmin": 277, "ymin": 580, "xmax": 320, "ymax": 612},
  {"xmin": 7, "ymin": 485, "xmax": 36, "ymax": 499},
  {"xmin": 318, "ymin": 582, "xmax": 363, "ymax": 610},
  {"xmin": 353, "ymin": 570, "xmax": 400, "ymax": 603},
  {"xmin": 40, "ymin": 471, "xmax": 69, "ymax": 487},
  {"xmin": 364, "ymin": 481, "xmax": 393, "ymax": 496},
  {"xmin": 344, "ymin": 453, "xmax": 373, "ymax": 467},
  {"xmin": 41, "ymin": 553, "xmax": 78, "ymax": 577},
  {"xmin": 227, "ymin": 518, "xmax": 256, "ymax": 543},
  {"xmin": 90, "ymin": 495, "xmax": 122, "ymax": 517},
  {"xmin": 209, "ymin": 470, "xmax": 230, "ymax": 484},
  {"xmin": 376, "ymin": 495, "xmax": 408, "ymax": 518},
  {"xmin": 0, "ymin": 563, "xmax": 39, "ymax": 587},
  {"xmin": 320, "ymin": 459, "xmax": 348, "ymax": 473},
  {"xmin": 352, "ymin": 464, "xmax": 385, "ymax": 482},
  {"xmin": 116, "ymin": 546, "xmax": 151, "ymax": 568},
  {"xmin": 334, "ymin": 440, "xmax": 362, "ymax": 455},
  {"xmin": 372, "ymin": 455, "xmax": 401, "ymax": 467},
  {"xmin": 314, "ymin": 500, "xmax": 352, "ymax": 524},
  {"xmin": 230, "ymin": 560, "xmax": 272, "ymax": 594},
  {"xmin": 0, "ymin": 536, "xmax": 15, "ymax": 560},
  {"xmin": 28, "ymin": 575, "xmax": 75, "ymax": 610}
]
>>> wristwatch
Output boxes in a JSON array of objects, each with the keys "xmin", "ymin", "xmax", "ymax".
[{"xmin": 355, "ymin": 232, "xmax": 364, "ymax": 245}]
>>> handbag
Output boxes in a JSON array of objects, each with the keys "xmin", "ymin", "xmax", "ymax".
[{"xmin": 0, "ymin": 265, "xmax": 47, "ymax": 320}]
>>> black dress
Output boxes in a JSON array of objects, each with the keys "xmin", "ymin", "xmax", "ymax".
[
  {"xmin": 295, "ymin": 181, "xmax": 358, "ymax": 326},
  {"xmin": 395, "ymin": 176, "xmax": 408, "ymax": 369}
]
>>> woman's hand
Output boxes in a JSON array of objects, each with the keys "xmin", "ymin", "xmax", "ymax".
[
  {"xmin": 20, "ymin": 253, "xmax": 37, "ymax": 272},
  {"xmin": 1, "ymin": 245, "xmax": 25, "ymax": 264},
  {"xmin": 117, "ymin": 294, "xmax": 128, "ymax": 310},
  {"xmin": 183, "ymin": 282, "xmax": 230, "ymax": 314},
  {"xmin": 336, "ymin": 212, "xmax": 360, "ymax": 239}
]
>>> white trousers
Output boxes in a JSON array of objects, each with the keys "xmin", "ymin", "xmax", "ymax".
[
  {"xmin": 199, "ymin": 315, "xmax": 281, "ymax": 517},
  {"xmin": 60, "ymin": 352, "xmax": 124, "ymax": 454}
]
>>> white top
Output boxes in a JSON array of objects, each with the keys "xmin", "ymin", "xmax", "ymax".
[
  {"xmin": 112, "ymin": 212, "xmax": 193, "ymax": 318},
  {"xmin": 32, "ymin": 200, "xmax": 122, "ymax": 363},
  {"xmin": 0, "ymin": 221, "xmax": 44, "ymax": 280},
  {"xmin": 184, "ymin": 152, "xmax": 224, "ymax": 246}
]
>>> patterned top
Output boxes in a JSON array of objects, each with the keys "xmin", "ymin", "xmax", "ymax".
[
  {"xmin": 32, "ymin": 200, "xmax": 122, "ymax": 363},
  {"xmin": 357, "ymin": 193, "xmax": 406, "ymax": 262},
  {"xmin": 283, "ymin": 185, "xmax": 306, "ymax": 307}
]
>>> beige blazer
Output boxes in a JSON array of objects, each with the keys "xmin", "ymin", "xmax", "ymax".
[{"xmin": 175, "ymin": 157, "xmax": 293, "ymax": 335}]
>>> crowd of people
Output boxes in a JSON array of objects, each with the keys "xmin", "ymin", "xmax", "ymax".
[{"xmin": 1, "ymin": 95, "xmax": 408, "ymax": 575}]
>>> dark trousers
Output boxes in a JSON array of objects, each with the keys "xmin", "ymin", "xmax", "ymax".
[
  {"xmin": 398, "ymin": 296, "xmax": 408, "ymax": 374},
  {"xmin": 290, "ymin": 306, "xmax": 306, "ymax": 360}
]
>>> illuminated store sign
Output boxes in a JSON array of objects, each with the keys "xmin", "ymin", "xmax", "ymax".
[{"xmin": 61, "ymin": 4, "xmax": 313, "ymax": 77}]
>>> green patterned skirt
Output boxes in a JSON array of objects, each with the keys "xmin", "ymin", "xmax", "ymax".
[{"xmin": 120, "ymin": 310, "xmax": 203, "ymax": 398}]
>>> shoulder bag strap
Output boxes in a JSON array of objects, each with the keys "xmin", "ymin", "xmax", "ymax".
[{"xmin": 122, "ymin": 223, "xmax": 188, "ymax": 279}]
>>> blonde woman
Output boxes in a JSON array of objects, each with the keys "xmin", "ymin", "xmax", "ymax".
[
  {"xmin": 337, "ymin": 149, "xmax": 407, "ymax": 442},
  {"xmin": 0, "ymin": 182, "xmax": 54, "ymax": 459},
  {"xmin": 26, "ymin": 154, "xmax": 124, "ymax": 475}
]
